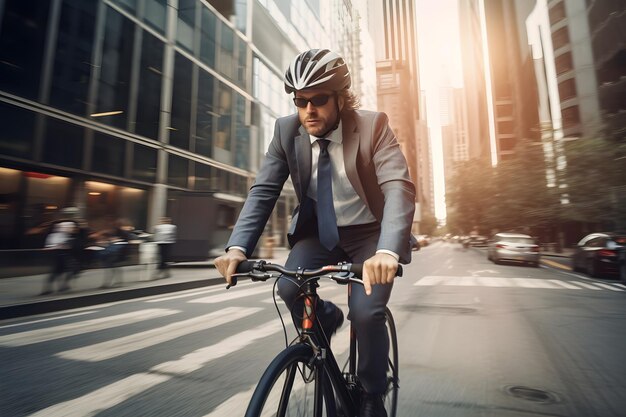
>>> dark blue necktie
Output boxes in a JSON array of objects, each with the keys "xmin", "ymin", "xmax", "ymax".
[{"xmin": 316, "ymin": 139, "xmax": 339, "ymax": 251}]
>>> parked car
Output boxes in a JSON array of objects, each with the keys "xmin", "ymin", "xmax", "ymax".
[
  {"xmin": 571, "ymin": 232, "xmax": 626, "ymax": 278},
  {"xmin": 487, "ymin": 233, "xmax": 540, "ymax": 267}
]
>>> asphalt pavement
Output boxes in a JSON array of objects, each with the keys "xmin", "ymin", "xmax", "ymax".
[{"xmin": 0, "ymin": 245, "xmax": 573, "ymax": 320}]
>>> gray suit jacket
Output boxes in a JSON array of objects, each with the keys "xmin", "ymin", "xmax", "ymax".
[{"xmin": 227, "ymin": 109, "xmax": 416, "ymax": 263}]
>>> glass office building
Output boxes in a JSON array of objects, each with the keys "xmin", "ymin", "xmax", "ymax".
[{"xmin": 0, "ymin": 0, "xmax": 368, "ymax": 251}]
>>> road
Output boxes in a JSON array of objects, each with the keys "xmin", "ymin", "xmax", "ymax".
[{"xmin": 1, "ymin": 241, "xmax": 625, "ymax": 417}]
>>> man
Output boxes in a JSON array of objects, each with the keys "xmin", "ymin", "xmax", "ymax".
[
  {"xmin": 153, "ymin": 217, "xmax": 177, "ymax": 279},
  {"xmin": 215, "ymin": 49, "xmax": 415, "ymax": 417}
]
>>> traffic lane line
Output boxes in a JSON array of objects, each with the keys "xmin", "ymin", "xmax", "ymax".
[{"xmin": 541, "ymin": 258, "xmax": 572, "ymax": 271}]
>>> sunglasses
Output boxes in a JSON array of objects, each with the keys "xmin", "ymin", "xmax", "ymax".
[{"xmin": 293, "ymin": 94, "xmax": 334, "ymax": 108}]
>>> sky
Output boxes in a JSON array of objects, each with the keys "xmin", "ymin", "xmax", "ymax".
[{"xmin": 415, "ymin": 0, "xmax": 464, "ymax": 221}]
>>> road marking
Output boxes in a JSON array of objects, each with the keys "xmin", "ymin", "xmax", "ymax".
[
  {"xmin": 589, "ymin": 282, "xmax": 624, "ymax": 292},
  {"xmin": 0, "ymin": 309, "xmax": 179, "ymax": 347},
  {"xmin": 542, "ymin": 258, "xmax": 572, "ymax": 271},
  {"xmin": 27, "ymin": 372, "xmax": 171, "ymax": 417},
  {"xmin": 189, "ymin": 286, "xmax": 269, "ymax": 303},
  {"xmin": 615, "ymin": 283, "xmax": 626, "ymax": 289},
  {"xmin": 548, "ymin": 280, "xmax": 582, "ymax": 290},
  {"xmin": 152, "ymin": 315, "xmax": 289, "ymax": 374},
  {"xmin": 415, "ymin": 276, "xmax": 619, "ymax": 292},
  {"xmin": 569, "ymin": 281, "xmax": 602, "ymax": 290},
  {"xmin": 27, "ymin": 316, "xmax": 289, "ymax": 417},
  {"xmin": 203, "ymin": 385, "xmax": 256, "ymax": 416},
  {"xmin": 56, "ymin": 307, "xmax": 261, "ymax": 362},
  {"xmin": 146, "ymin": 281, "xmax": 254, "ymax": 302},
  {"xmin": 0, "ymin": 311, "xmax": 97, "ymax": 330}
]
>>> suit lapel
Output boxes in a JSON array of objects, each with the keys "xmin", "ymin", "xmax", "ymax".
[
  {"xmin": 294, "ymin": 125, "xmax": 312, "ymax": 199},
  {"xmin": 342, "ymin": 113, "xmax": 368, "ymax": 205}
]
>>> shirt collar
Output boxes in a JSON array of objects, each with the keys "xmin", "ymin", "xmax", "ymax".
[{"xmin": 309, "ymin": 120, "xmax": 343, "ymax": 145}]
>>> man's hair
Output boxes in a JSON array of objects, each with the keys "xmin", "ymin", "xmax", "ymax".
[{"xmin": 339, "ymin": 88, "xmax": 360, "ymax": 112}]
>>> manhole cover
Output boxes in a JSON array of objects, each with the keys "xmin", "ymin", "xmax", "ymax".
[{"xmin": 504, "ymin": 385, "xmax": 560, "ymax": 404}]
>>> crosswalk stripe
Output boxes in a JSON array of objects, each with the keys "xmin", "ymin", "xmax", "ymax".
[
  {"xmin": 27, "ymin": 316, "xmax": 290, "ymax": 417},
  {"xmin": 615, "ymin": 283, "xmax": 626, "ymax": 289},
  {"xmin": 0, "ymin": 309, "xmax": 179, "ymax": 347},
  {"xmin": 153, "ymin": 314, "xmax": 290, "ymax": 375},
  {"xmin": 414, "ymin": 276, "xmax": 619, "ymax": 292},
  {"xmin": 570, "ymin": 281, "xmax": 602, "ymax": 290},
  {"xmin": 0, "ymin": 311, "xmax": 97, "ymax": 330},
  {"xmin": 203, "ymin": 385, "xmax": 256, "ymax": 416},
  {"xmin": 27, "ymin": 372, "xmax": 171, "ymax": 417},
  {"xmin": 190, "ymin": 286, "xmax": 269, "ymax": 304},
  {"xmin": 146, "ymin": 282, "xmax": 255, "ymax": 303},
  {"xmin": 548, "ymin": 280, "xmax": 582, "ymax": 289},
  {"xmin": 589, "ymin": 282, "xmax": 624, "ymax": 292},
  {"xmin": 56, "ymin": 307, "xmax": 262, "ymax": 362}
]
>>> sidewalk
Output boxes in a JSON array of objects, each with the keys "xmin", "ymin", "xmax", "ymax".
[{"xmin": 0, "ymin": 247, "xmax": 290, "ymax": 320}]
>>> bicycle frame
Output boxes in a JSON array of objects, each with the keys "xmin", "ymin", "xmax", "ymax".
[{"xmin": 297, "ymin": 278, "xmax": 359, "ymax": 417}]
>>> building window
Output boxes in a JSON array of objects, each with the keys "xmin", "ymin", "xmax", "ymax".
[
  {"xmin": 234, "ymin": 93, "xmax": 249, "ymax": 169},
  {"xmin": 217, "ymin": 23, "xmax": 235, "ymax": 80},
  {"xmin": 497, "ymin": 120, "xmax": 514, "ymax": 134},
  {"xmin": 499, "ymin": 137, "xmax": 516, "ymax": 151},
  {"xmin": 170, "ymin": 53, "xmax": 193, "ymax": 150},
  {"xmin": 0, "ymin": 0, "xmax": 51, "ymax": 100},
  {"xmin": 131, "ymin": 144, "xmax": 157, "ymax": 182},
  {"xmin": 168, "ymin": 154, "xmax": 189, "ymax": 188},
  {"xmin": 49, "ymin": 0, "xmax": 97, "ymax": 116},
  {"xmin": 562, "ymin": 105, "xmax": 580, "ymax": 129},
  {"xmin": 555, "ymin": 52, "xmax": 573, "ymax": 75},
  {"xmin": 42, "ymin": 117, "xmax": 84, "ymax": 169},
  {"xmin": 558, "ymin": 78, "xmax": 577, "ymax": 101},
  {"xmin": 92, "ymin": 132, "xmax": 126, "ymax": 177},
  {"xmin": 136, "ymin": 31, "xmax": 164, "ymax": 140},
  {"xmin": 143, "ymin": 0, "xmax": 167, "ymax": 32},
  {"xmin": 551, "ymin": 27, "xmax": 569, "ymax": 50},
  {"xmin": 215, "ymin": 82, "xmax": 233, "ymax": 163},
  {"xmin": 177, "ymin": 0, "xmax": 196, "ymax": 52},
  {"xmin": 94, "ymin": 8, "xmax": 134, "ymax": 130},
  {"xmin": 195, "ymin": 69, "xmax": 215, "ymax": 157},
  {"xmin": 200, "ymin": 7, "xmax": 217, "ymax": 68},
  {"xmin": 0, "ymin": 102, "xmax": 35, "ymax": 159},
  {"xmin": 548, "ymin": 1, "xmax": 566, "ymax": 24},
  {"xmin": 194, "ymin": 163, "xmax": 215, "ymax": 191}
]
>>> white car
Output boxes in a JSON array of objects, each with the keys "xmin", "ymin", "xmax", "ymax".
[{"xmin": 487, "ymin": 233, "xmax": 540, "ymax": 267}]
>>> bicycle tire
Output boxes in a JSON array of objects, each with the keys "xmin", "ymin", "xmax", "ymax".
[
  {"xmin": 245, "ymin": 344, "xmax": 337, "ymax": 417},
  {"xmin": 384, "ymin": 307, "xmax": 399, "ymax": 417}
]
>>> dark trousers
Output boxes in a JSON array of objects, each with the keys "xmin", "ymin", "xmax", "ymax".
[
  {"xmin": 277, "ymin": 222, "xmax": 392, "ymax": 394},
  {"xmin": 157, "ymin": 243, "xmax": 172, "ymax": 270}
]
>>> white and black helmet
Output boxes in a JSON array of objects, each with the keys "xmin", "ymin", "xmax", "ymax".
[{"xmin": 284, "ymin": 49, "xmax": 351, "ymax": 94}]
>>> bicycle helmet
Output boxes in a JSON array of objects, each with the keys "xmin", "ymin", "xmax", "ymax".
[{"xmin": 284, "ymin": 49, "xmax": 351, "ymax": 94}]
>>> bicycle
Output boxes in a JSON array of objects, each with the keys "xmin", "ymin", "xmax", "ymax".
[{"xmin": 227, "ymin": 260, "xmax": 401, "ymax": 417}]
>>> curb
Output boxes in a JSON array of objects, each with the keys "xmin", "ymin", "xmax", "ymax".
[{"xmin": 0, "ymin": 277, "xmax": 226, "ymax": 321}]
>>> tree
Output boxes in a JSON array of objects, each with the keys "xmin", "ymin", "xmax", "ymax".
[{"xmin": 560, "ymin": 135, "xmax": 626, "ymax": 230}]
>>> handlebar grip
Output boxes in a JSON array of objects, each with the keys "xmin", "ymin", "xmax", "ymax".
[
  {"xmin": 236, "ymin": 260, "xmax": 257, "ymax": 273},
  {"xmin": 348, "ymin": 263, "xmax": 403, "ymax": 278}
]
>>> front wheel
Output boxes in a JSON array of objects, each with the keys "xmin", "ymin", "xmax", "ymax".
[
  {"xmin": 245, "ymin": 344, "xmax": 336, "ymax": 416},
  {"xmin": 384, "ymin": 308, "xmax": 400, "ymax": 417}
]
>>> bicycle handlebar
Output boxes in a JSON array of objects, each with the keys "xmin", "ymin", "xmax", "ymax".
[{"xmin": 226, "ymin": 260, "xmax": 403, "ymax": 289}]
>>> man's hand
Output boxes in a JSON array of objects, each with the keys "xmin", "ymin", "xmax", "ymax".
[
  {"xmin": 214, "ymin": 249, "xmax": 247, "ymax": 286},
  {"xmin": 362, "ymin": 252, "xmax": 399, "ymax": 296}
]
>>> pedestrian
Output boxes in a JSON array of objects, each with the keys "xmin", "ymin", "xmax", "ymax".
[
  {"xmin": 99, "ymin": 218, "xmax": 136, "ymax": 288},
  {"xmin": 41, "ymin": 220, "xmax": 76, "ymax": 295},
  {"xmin": 153, "ymin": 217, "xmax": 177, "ymax": 279},
  {"xmin": 214, "ymin": 49, "xmax": 416, "ymax": 417}
]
